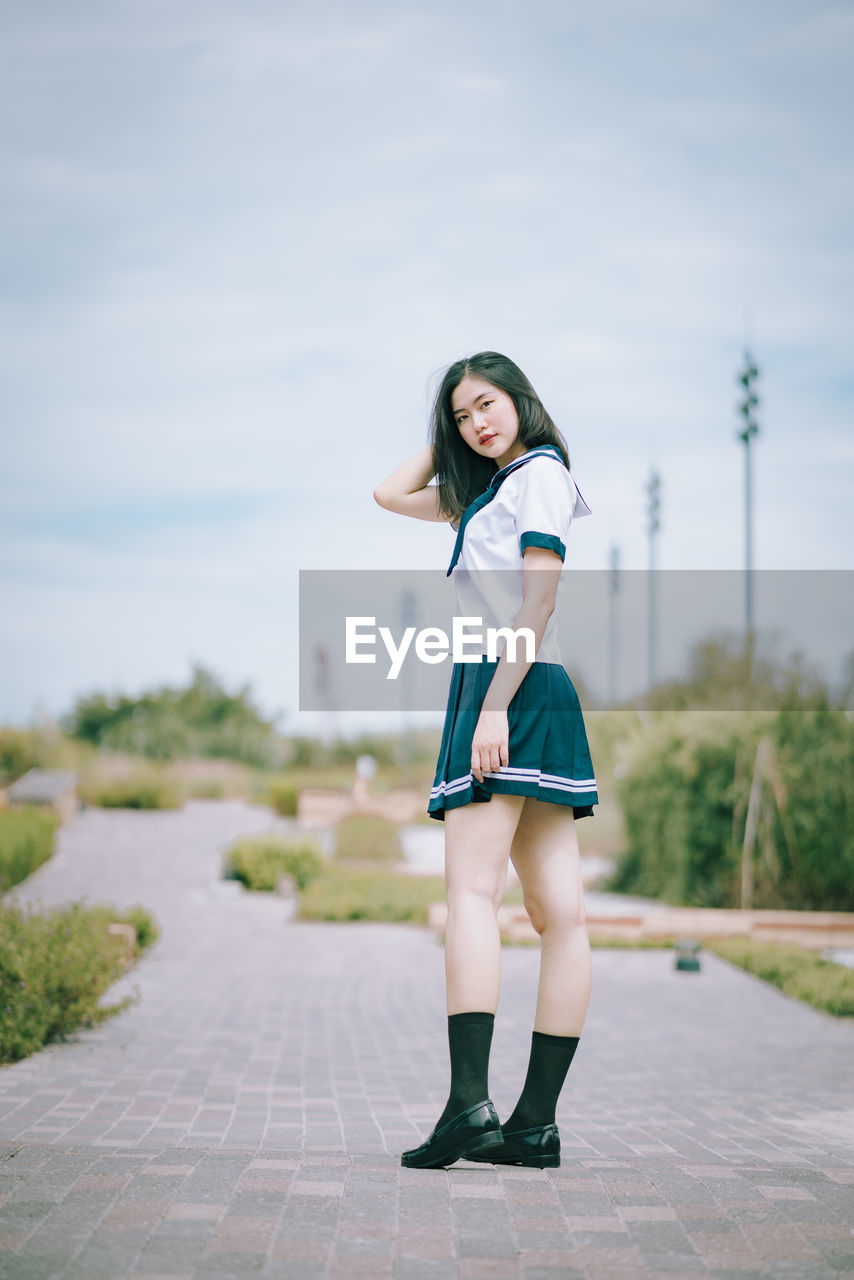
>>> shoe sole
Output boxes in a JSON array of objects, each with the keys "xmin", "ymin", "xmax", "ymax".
[{"xmin": 465, "ymin": 1150, "xmax": 560, "ymax": 1169}]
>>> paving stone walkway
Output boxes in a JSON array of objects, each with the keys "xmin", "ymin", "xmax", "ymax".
[{"xmin": 1, "ymin": 800, "xmax": 853, "ymax": 1279}]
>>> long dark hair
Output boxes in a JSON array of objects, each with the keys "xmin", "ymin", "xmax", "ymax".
[{"xmin": 429, "ymin": 351, "xmax": 571, "ymax": 521}]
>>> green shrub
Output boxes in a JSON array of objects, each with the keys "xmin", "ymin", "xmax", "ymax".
[
  {"xmin": 267, "ymin": 778, "xmax": 299, "ymax": 816},
  {"xmin": 298, "ymin": 869, "xmax": 446, "ymax": 923},
  {"xmin": 83, "ymin": 771, "xmax": 182, "ymax": 810},
  {"xmin": 223, "ymin": 836, "xmax": 325, "ymax": 892},
  {"xmin": 0, "ymin": 728, "xmax": 49, "ymax": 785},
  {"xmin": 62, "ymin": 663, "xmax": 283, "ymax": 768},
  {"xmin": 121, "ymin": 902, "xmax": 161, "ymax": 949},
  {"xmin": 0, "ymin": 808, "xmax": 58, "ymax": 892},
  {"xmin": 609, "ymin": 712, "xmax": 753, "ymax": 907},
  {"xmin": 706, "ymin": 937, "xmax": 854, "ymax": 1017},
  {"xmin": 608, "ymin": 700, "xmax": 854, "ymax": 911},
  {"xmin": 334, "ymin": 815, "xmax": 401, "ymax": 863},
  {"xmin": 0, "ymin": 901, "xmax": 158, "ymax": 1065},
  {"xmin": 764, "ymin": 696, "xmax": 854, "ymax": 910}
]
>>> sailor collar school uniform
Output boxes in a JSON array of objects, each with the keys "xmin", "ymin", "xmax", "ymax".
[
  {"xmin": 446, "ymin": 443, "xmax": 592, "ymax": 577},
  {"xmin": 445, "ymin": 443, "xmax": 592, "ymax": 667},
  {"xmin": 427, "ymin": 443, "xmax": 600, "ymax": 823}
]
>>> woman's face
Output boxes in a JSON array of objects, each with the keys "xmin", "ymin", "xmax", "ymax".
[{"xmin": 451, "ymin": 375, "xmax": 526, "ymax": 469}]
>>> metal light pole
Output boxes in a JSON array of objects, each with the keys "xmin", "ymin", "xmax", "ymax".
[
  {"xmin": 646, "ymin": 470, "xmax": 661, "ymax": 695},
  {"xmin": 608, "ymin": 545, "xmax": 620, "ymax": 705},
  {"xmin": 736, "ymin": 350, "xmax": 760, "ymax": 681}
]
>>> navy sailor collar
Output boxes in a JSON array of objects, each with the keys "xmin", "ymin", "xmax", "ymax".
[{"xmin": 446, "ymin": 445, "xmax": 580, "ymax": 577}]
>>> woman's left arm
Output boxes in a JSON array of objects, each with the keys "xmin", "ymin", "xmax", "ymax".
[{"xmin": 470, "ymin": 547, "xmax": 562, "ymax": 783}]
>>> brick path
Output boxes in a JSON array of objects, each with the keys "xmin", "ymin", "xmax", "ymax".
[{"xmin": 1, "ymin": 800, "xmax": 853, "ymax": 1279}]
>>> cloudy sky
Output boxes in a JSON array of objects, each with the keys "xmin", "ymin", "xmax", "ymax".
[{"xmin": 2, "ymin": 0, "xmax": 852, "ymax": 733}]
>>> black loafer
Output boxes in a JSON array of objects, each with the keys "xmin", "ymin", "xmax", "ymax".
[
  {"xmin": 463, "ymin": 1121, "xmax": 560, "ymax": 1168},
  {"xmin": 401, "ymin": 1100, "xmax": 503, "ymax": 1169}
]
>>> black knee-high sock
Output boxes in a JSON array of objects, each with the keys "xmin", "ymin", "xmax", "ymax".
[
  {"xmin": 504, "ymin": 1032, "xmax": 580, "ymax": 1131},
  {"xmin": 434, "ymin": 1012, "xmax": 495, "ymax": 1130}
]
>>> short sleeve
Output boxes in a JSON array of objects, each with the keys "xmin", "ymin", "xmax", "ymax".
[{"xmin": 512, "ymin": 457, "xmax": 573, "ymax": 562}]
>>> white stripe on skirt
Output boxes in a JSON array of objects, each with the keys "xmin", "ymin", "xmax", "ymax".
[{"xmin": 430, "ymin": 765, "xmax": 597, "ymax": 799}]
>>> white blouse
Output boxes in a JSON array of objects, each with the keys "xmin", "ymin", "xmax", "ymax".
[{"xmin": 446, "ymin": 444, "xmax": 591, "ymax": 665}]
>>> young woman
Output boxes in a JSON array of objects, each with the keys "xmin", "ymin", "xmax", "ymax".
[{"xmin": 373, "ymin": 351, "xmax": 598, "ymax": 1170}]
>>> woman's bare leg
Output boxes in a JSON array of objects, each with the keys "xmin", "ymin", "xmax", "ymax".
[
  {"xmin": 444, "ymin": 794, "xmax": 525, "ymax": 1014},
  {"xmin": 401, "ymin": 792, "xmax": 525, "ymax": 1164},
  {"xmin": 509, "ymin": 798, "xmax": 591, "ymax": 1034}
]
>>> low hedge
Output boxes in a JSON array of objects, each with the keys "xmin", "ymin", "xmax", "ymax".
[
  {"xmin": 0, "ymin": 901, "xmax": 159, "ymax": 1065},
  {"xmin": 704, "ymin": 936, "xmax": 854, "ymax": 1017},
  {"xmin": 182, "ymin": 776, "xmax": 225, "ymax": 799},
  {"xmin": 82, "ymin": 771, "xmax": 182, "ymax": 810},
  {"xmin": 544, "ymin": 934, "xmax": 854, "ymax": 1018},
  {"xmin": 334, "ymin": 815, "xmax": 402, "ymax": 863},
  {"xmin": 0, "ymin": 808, "xmax": 58, "ymax": 892},
  {"xmin": 298, "ymin": 869, "xmax": 446, "ymax": 923},
  {"xmin": 267, "ymin": 778, "xmax": 299, "ymax": 817},
  {"xmin": 223, "ymin": 836, "xmax": 325, "ymax": 892}
]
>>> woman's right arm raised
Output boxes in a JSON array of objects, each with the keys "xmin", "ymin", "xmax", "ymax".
[{"xmin": 373, "ymin": 446, "xmax": 449, "ymax": 523}]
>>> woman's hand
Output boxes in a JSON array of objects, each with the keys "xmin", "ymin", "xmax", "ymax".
[{"xmin": 471, "ymin": 708, "xmax": 509, "ymax": 783}]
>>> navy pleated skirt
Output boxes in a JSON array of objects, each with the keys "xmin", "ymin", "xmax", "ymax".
[{"xmin": 427, "ymin": 658, "xmax": 598, "ymax": 822}]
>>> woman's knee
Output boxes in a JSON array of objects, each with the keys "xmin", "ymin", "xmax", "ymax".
[{"xmin": 524, "ymin": 891, "xmax": 587, "ymax": 937}]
